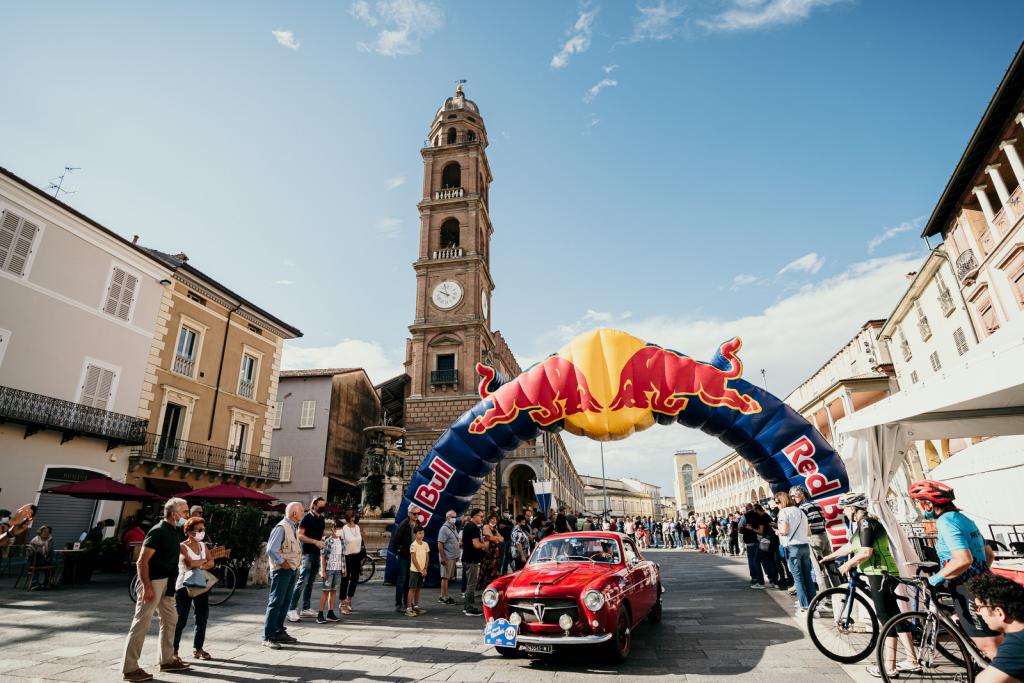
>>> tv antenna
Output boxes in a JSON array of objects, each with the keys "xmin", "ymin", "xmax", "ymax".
[{"xmin": 47, "ymin": 166, "xmax": 80, "ymax": 200}]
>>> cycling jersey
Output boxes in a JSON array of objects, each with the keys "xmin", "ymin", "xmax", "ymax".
[
  {"xmin": 934, "ymin": 511, "xmax": 990, "ymax": 585},
  {"xmin": 851, "ymin": 517, "xmax": 899, "ymax": 575}
]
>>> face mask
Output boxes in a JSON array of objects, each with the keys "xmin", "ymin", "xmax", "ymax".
[
  {"xmin": 194, "ymin": 531, "xmax": 205, "ymax": 541},
  {"xmin": 447, "ymin": 517, "xmax": 456, "ymax": 525},
  {"xmin": 176, "ymin": 517, "xmax": 186, "ymax": 528},
  {"xmin": 923, "ymin": 511, "xmax": 937, "ymax": 520}
]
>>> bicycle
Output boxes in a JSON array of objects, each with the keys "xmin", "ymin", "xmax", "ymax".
[
  {"xmin": 875, "ymin": 575, "xmax": 992, "ymax": 683},
  {"xmin": 127, "ymin": 545, "xmax": 237, "ymax": 606},
  {"xmin": 358, "ymin": 549, "xmax": 388, "ymax": 584}
]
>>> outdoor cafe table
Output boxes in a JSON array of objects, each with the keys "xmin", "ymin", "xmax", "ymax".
[{"xmin": 55, "ymin": 548, "xmax": 87, "ymax": 586}]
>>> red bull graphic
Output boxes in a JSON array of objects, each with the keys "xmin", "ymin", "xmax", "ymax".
[{"xmin": 386, "ymin": 328, "xmax": 849, "ymax": 584}]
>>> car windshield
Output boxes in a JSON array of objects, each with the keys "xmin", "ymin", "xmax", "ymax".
[{"xmin": 529, "ymin": 536, "xmax": 621, "ymax": 565}]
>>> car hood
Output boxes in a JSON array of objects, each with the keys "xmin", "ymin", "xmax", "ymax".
[{"xmin": 505, "ymin": 563, "xmax": 618, "ymax": 598}]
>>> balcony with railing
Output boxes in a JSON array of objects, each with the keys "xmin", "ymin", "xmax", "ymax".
[
  {"xmin": 172, "ymin": 354, "xmax": 195, "ymax": 377},
  {"xmin": 430, "ymin": 369, "xmax": 458, "ymax": 386},
  {"xmin": 432, "ymin": 247, "xmax": 463, "ymax": 260},
  {"xmin": 434, "ymin": 187, "xmax": 465, "ymax": 200},
  {"xmin": 238, "ymin": 379, "xmax": 255, "ymax": 400},
  {"xmin": 938, "ymin": 289, "xmax": 956, "ymax": 316},
  {"xmin": 131, "ymin": 432, "xmax": 281, "ymax": 480},
  {"xmin": 0, "ymin": 384, "xmax": 147, "ymax": 449},
  {"xmin": 955, "ymin": 248, "xmax": 980, "ymax": 282},
  {"xmin": 422, "ymin": 132, "xmax": 481, "ymax": 149}
]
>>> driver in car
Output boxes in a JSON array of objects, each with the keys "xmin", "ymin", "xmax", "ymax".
[{"xmin": 590, "ymin": 541, "xmax": 614, "ymax": 562}]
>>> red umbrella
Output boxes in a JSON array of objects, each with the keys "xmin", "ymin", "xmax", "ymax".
[
  {"xmin": 40, "ymin": 477, "xmax": 162, "ymax": 502},
  {"xmin": 183, "ymin": 483, "xmax": 275, "ymax": 503}
]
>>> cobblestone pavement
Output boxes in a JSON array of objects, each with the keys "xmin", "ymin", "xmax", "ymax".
[{"xmin": 0, "ymin": 549, "xmax": 865, "ymax": 682}]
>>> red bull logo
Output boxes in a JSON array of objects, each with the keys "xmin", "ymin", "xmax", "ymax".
[{"xmin": 468, "ymin": 329, "xmax": 760, "ymax": 440}]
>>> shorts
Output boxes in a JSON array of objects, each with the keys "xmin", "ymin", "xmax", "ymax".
[
  {"xmin": 950, "ymin": 579, "xmax": 999, "ymax": 638},
  {"xmin": 409, "ymin": 571, "xmax": 423, "ymax": 589},
  {"xmin": 322, "ymin": 569, "xmax": 342, "ymax": 592},
  {"xmin": 440, "ymin": 559, "xmax": 458, "ymax": 579}
]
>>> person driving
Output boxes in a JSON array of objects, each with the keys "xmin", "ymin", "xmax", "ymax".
[{"xmin": 590, "ymin": 541, "xmax": 614, "ymax": 562}]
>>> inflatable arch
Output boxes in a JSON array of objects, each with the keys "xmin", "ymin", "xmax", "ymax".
[{"xmin": 385, "ymin": 328, "xmax": 849, "ymax": 582}]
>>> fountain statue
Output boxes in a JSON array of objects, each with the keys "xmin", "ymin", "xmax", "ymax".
[{"xmin": 359, "ymin": 425, "xmax": 406, "ymax": 519}]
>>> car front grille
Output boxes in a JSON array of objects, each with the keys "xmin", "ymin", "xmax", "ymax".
[{"xmin": 509, "ymin": 598, "xmax": 578, "ymax": 625}]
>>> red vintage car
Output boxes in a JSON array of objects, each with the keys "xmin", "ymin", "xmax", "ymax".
[{"xmin": 481, "ymin": 531, "xmax": 663, "ymax": 662}]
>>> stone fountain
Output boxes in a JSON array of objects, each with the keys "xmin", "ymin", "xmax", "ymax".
[{"xmin": 358, "ymin": 425, "xmax": 406, "ymax": 553}]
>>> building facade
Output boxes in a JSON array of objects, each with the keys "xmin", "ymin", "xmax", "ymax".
[
  {"xmin": 691, "ymin": 451, "xmax": 771, "ymax": 517},
  {"xmin": 672, "ymin": 450, "xmax": 699, "ymax": 515},
  {"xmin": 581, "ymin": 475, "xmax": 657, "ymax": 518},
  {"xmin": 0, "ymin": 168, "xmax": 165, "ymax": 550},
  {"xmin": 621, "ymin": 478, "xmax": 663, "ymax": 517},
  {"xmin": 124, "ymin": 250, "xmax": 301, "ymax": 503}
]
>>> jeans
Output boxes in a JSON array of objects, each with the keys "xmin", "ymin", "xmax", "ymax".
[
  {"xmin": 499, "ymin": 539, "xmax": 511, "ymax": 574},
  {"xmin": 264, "ymin": 568, "xmax": 297, "ymax": 641},
  {"xmin": 463, "ymin": 562, "xmax": 480, "ymax": 610},
  {"xmin": 785, "ymin": 543, "xmax": 815, "ymax": 608},
  {"xmin": 394, "ymin": 556, "xmax": 410, "ymax": 608},
  {"xmin": 729, "ymin": 536, "xmax": 740, "ymax": 555},
  {"xmin": 173, "ymin": 587, "xmax": 209, "ymax": 650},
  {"xmin": 745, "ymin": 543, "xmax": 764, "ymax": 584},
  {"xmin": 289, "ymin": 551, "xmax": 319, "ymax": 611},
  {"xmin": 759, "ymin": 545, "xmax": 780, "ymax": 585}
]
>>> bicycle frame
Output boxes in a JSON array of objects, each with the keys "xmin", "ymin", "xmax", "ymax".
[{"xmin": 919, "ymin": 595, "xmax": 990, "ymax": 671}]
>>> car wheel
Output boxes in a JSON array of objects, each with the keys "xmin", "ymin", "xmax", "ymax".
[
  {"xmin": 495, "ymin": 646, "xmax": 521, "ymax": 658},
  {"xmin": 648, "ymin": 595, "xmax": 663, "ymax": 625},
  {"xmin": 602, "ymin": 608, "xmax": 632, "ymax": 663}
]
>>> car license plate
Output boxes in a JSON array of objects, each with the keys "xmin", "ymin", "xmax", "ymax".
[{"xmin": 519, "ymin": 643, "xmax": 553, "ymax": 654}]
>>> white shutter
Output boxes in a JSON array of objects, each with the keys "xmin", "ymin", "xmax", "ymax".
[
  {"xmin": 273, "ymin": 401, "xmax": 283, "ymax": 429},
  {"xmin": 0, "ymin": 327, "xmax": 10, "ymax": 368},
  {"xmin": 300, "ymin": 400, "xmax": 315, "ymax": 428},
  {"xmin": 104, "ymin": 267, "xmax": 138, "ymax": 321},
  {"xmin": 80, "ymin": 364, "xmax": 115, "ymax": 409},
  {"xmin": 0, "ymin": 210, "xmax": 40, "ymax": 277},
  {"xmin": 279, "ymin": 456, "xmax": 293, "ymax": 482}
]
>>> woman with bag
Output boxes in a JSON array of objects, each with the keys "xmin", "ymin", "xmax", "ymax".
[
  {"xmin": 774, "ymin": 492, "xmax": 814, "ymax": 614},
  {"xmin": 336, "ymin": 510, "xmax": 363, "ymax": 614},
  {"xmin": 174, "ymin": 516, "xmax": 215, "ymax": 661}
]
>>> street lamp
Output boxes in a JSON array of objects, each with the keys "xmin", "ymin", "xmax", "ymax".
[{"xmin": 600, "ymin": 442, "xmax": 609, "ymax": 519}]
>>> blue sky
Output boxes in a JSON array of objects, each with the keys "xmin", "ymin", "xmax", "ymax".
[{"xmin": 2, "ymin": 1, "xmax": 1022, "ymax": 493}]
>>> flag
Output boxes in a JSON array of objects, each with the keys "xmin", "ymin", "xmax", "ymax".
[{"xmin": 532, "ymin": 480, "xmax": 553, "ymax": 515}]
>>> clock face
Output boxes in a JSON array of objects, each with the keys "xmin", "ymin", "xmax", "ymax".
[
  {"xmin": 481, "ymin": 289, "xmax": 489, "ymax": 320},
  {"xmin": 431, "ymin": 280, "xmax": 463, "ymax": 310}
]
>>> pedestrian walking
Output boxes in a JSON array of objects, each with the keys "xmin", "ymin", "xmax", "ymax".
[
  {"xmin": 336, "ymin": 510, "xmax": 363, "ymax": 614},
  {"xmin": 262, "ymin": 501, "xmax": 303, "ymax": 650},
  {"xmin": 437, "ymin": 510, "xmax": 460, "ymax": 605},
  {"xmin": 477, "ymin": 512, "xmax": 503, "ymax": 590},
  {"xmin": 287, "ymin": 497, "xmax": 326, "ymax": 623},
  {"xmin": 121, "ymin": 497, "xmax": 191, "ymax": 682},
  {"xmin": 173, "ymin": 516, "xmax": 214, "ymax": 660},
  {"xmin": 390, "ymin": 504, "xmax": 419, "ymax": 613},
  {"xmin": 790, "ymin": 486, "xmax": 831, "ymax": 587},
  {"xmin": 315, "ymin": 519, "xmax": 343, "ymax": 624},
  {"xmin": 462, "ymin": 508, "xmax": 486, "ymax": 616},
  {"xmin": 405, "ymin": 526, "xmax": 429, "ymax": 616}
]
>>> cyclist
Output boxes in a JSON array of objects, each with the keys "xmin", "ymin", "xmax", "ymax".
[
  {"xmin": 908, "ymin": 479, "xmax": 1000, "ymax": 660},
  {"xmin": 818, "ymin": 492, "xmax": 920, "ymax": 679}
]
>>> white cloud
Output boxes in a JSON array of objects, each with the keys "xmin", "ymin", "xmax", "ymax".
[
  {"xmin": 587, "ymin": 115, "xmax": 601, "ymax": 128},
  {"xmin": 350, "ymin": 0, "xmax": 444, "ymax": 57},
  {"xmin": 384, "ymin": 174, "xmax": 406, "ymax": 190},
  {"xmin": 550, "ymin": 6, "xmax": 599, "ymax": 70},
  {"xmin": 729, "ymin": 273, "xmax": 759, "ymax": 290},
  {"xmin": 283, "ymin": 338, "xmax": 403, "ymax": 384},
  {"xmin": 701, "ymin": 0, "xmax": 841, "ymax": 32},
  {"xmin": 540, "ymin": 253, "xmax": 923, "ymax": 492},
  {"xmin": 778, "ymin": 252, "xmax": 825, "ymax": 276},
  {"xmin": 271, "ymin": 29, "xmax": 300, "ymax": 50},
  {"xmin": 282, "ymin": 259, "xmax": 296, "ymax": 267},
  {"xmin": 867, "ymin": 215, "xmax": 924, "ymax": 254},
  {"xmin": 273, "ymin": 279, "xmax": 295, "ymax": 286},
  {"xmin": 627, "ymin": 1, "xmax": 685, "ymax": 42},
  {"xmin": 583, "ymin": 78, "xmax": 618, "ymax": 104},
  {"xmin": 603, "ymin": 64, "xmax": 619, "ymax": 73},
  {"xmin": 375, "ymin": 217, "xmax": 402, "ymax": 238}
]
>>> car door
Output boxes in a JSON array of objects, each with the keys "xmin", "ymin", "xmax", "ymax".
[{"xmin": 621, "ymin": 538, "xmax": 652, "ymax": 622}]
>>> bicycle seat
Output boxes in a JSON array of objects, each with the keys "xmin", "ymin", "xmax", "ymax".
[{"xmin": 904, "ymin": 561, "xmax": 938, "ymax": 575}]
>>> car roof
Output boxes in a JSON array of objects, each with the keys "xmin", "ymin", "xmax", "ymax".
[{"xmin": 539, "ymin": 531, "xmax": 627, "ymax": 542}]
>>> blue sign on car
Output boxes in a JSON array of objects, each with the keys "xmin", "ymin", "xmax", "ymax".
[{"xmin": 484, "ymin": 618, "xmax": 518, "ymax": 648}]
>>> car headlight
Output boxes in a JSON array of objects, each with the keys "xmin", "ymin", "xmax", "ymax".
[
  {"xmin": 482, "ymin": 588, "xmax": 499, "ymax": 608},
  {"xmin": 583, "ymin": 590, "xmax": 605, "ymax": 611},
  {"xmin": 558, "ymin": 614, "xmax": 574, "ymax": 631},
  {"xmin": 509, "ymin": 611, "xmax": 522, "ymax": 626}
]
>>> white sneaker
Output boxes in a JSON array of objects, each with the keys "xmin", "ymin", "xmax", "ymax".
[
  {"xmin": 286, "ymin": 609, "xmax": 300, "ymax": 622},
  {"xmin": 895, "ymin": 661, "xmax": 922, "ymax": 674},
  {"xmin": 300, "ymin": 608, "xmax": 317, "ymax": 617}
]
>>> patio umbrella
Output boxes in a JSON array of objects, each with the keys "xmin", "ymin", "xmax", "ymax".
[
  {"xmin": 40, "ymin": 476, "xmax": 162, "ymax": 502},
  {"xmin": 182, "ymin": 483, "xmax": 275, "ymax": 504}
]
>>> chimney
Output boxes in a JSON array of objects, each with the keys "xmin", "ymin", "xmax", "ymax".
[
  {"xmin": 905, "ymin": 271, "xmax": 917, "ymax": 280},
  {"xmin": 174, "ymin": 252, "xmax": 189, "ymax": 263},
  {"xmin": 132, "ymin": 235, "xmax": 139, "ymax": 244}
]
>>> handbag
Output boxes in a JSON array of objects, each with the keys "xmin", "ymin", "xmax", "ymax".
[
  {"xmin": 757, "ymin": 536, "xmax": 771, "ymax": 553},
  {"xmin": 186, "ymin": 569, "xmax": 218, "ymax": 598}
]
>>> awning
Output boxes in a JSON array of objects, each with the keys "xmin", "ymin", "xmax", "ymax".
[{"xmin": 143, "ymin": 477, "xmax": 193, "ymax": 499}]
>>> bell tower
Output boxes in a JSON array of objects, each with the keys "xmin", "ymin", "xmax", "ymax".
[{"xmin": 402, "ymin": 84, "xmax": 500, "ymax": 504}]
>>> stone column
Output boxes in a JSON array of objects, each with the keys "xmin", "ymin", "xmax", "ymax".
[
  {"xmin": 985, "ymin": 164, "xmax": 1016, "ymax": 221},
  {"xmin": 973, "ymin": 185, "xmax": 1001, "ymax": 241},
  {"xmin": 957, "ymin": 211, "xmax": 984, "ymax": 260},
  {"xmin": 1000, "ymin": 140, "xmax": 1024, "ymax": 188}
]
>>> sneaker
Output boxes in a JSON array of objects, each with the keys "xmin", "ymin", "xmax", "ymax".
[
  {"xmin": 326, "ymin": 611, "xmax": 340, "ymax": 622},
  {"xmin": 262, "ymin": 640, "xmax": 281, "ymax": 650},
  {"xmin": 286, "ymin": 609, "xmax": 301, "ymax": 622},
  {"xmin": 414, "ymin": 606, "xmax": 427, "ymax": 614},
  {"xmin": 463, "ymin": 607, "xmax": 483, "ymax": 616},
  {"xmin": 866, "ymin": 666, "xmax": 898, "ymax": 679},
  {"xmin": 300, "ymin": 608, "xmax": 317, "ymax": 617},
  {"xmin": 274, "ymin": 632, "xmax": 298, "ymax": 644},
  {"xmin": 895, "ymin": 662, "xmax": 922, "ymax": 674},
  {"xmin": 750, "ymin": 583, "xmax": 766, "ymax": 590},
  {"xmin": 438, "ymin": 595, "xmax": 447, "ymax": 604},
  {"xmin": 788, "ymin": 586, "xmax": 797, "ymax": 595},
  {"xmin": 159, "ymin": 658, "xmax": 191, "ymax": 672},
  {"xmin": 315, "ymin": 612, "xmax": 326, "ymax": 624},
  {"xmin": 460, "ymin": 592, "xmax": 465, "ymax": 598},
  {"xmin": 444, "ymin": 597, "xmax": 457, "ymax": 605},
  {"xmin": 405, "ymin": 608, "xmax": 418, "ymax": 617},
  {"xmin": 123, "ymin": 670, "xmax": 154, "ymax": 682},
  {"xmin": 395, "ymin": 606, "xmax": 406, "ymax": 613}
]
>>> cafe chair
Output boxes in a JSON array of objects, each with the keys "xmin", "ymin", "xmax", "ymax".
[{"xmin": 14, "ymin": 546, "xmax": 57, "ymax": 591}]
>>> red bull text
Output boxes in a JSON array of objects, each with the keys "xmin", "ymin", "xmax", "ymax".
[{"xmin": 782, "ymin": 435, "xmax": 849, "ymax": 549}]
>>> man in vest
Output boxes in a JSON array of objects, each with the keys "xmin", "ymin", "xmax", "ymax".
[{"xmin": 263, "ymin": 501, "xmax": 304, "ymax": 649}]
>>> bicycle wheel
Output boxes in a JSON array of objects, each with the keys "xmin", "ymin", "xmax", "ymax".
[
  {"xmin": 358, "ymin": 556, "xmax": 375, "ymax": 584},
  {"xmin": 207, "ymin": 565, "xmax": 237, "ymax": 606},
  {"xmin": 807, "ymin": 586, "xmax": 878, "ymax": 663},
  {"xmin": 876, "ymin": 611, "xmax": 973, "ymax": 683},
  {"xmin": 127, "ymin": 573, "xmax": 142, "ymax": 603}
]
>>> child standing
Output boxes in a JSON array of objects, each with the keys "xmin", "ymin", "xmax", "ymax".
[
  {"xmin": 405, "ymin": 526, "xmax": 428, "ymax": 617},
  {"xmin": 317, "ymin": 519, "xmax": 345, "ymax": 624}
]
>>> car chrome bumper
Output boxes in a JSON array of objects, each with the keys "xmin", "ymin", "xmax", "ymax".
[{"xmin": 514, "ymin": 633, "xmax": 613, "ymax": 645}]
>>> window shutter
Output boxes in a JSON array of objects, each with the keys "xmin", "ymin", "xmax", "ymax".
[
  {"xmin": 953, "ymin": 328, "xmax": 969, "ymax": 356},
  {"xmin": 273, "ymin": 401, "xmax": 283, "ymax": 429},
  {"xmin": 80, "ymin": 365, "xmax": 114, "ymax": 409},
  {"xmin": 104, "ymin": 267, "xmax": 138, "ymax": 321},
  {"xmin": 0, "ymin": 210, "xmax": 40, "ymax": 277},
  {"xmin": 279, "ymin": 456, "xmax": 293, "ymax": 482},
  {"xmin": 300, "ymin": 400, "xmax": 315, "ymax": 428}
]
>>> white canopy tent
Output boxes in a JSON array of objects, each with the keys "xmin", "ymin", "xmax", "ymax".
[{"xmin": 835, "ymin": 319, "xmax": 1024, "ymax": 572}]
